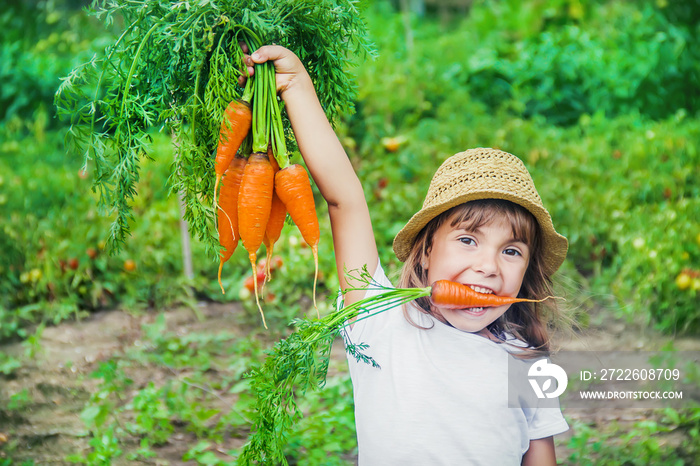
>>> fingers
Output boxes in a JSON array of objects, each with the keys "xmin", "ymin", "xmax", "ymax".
[
  {"xmin": 237, "ymin": 44, "xmax": 296, "ymax": 87},
  {"xmin": 243, "ymin": 57, "xmax": 255, "ymax": 81},
  {"xmin": 250, "ymin": 45, "xmax": 289, "ymax": 65},
  {"xmin": 240, "ymin": 47, "xmax": 274, "ymax": 78},
  {"xmin": 237, "ymin": 42, "xmax": 252, "ymax": 86}
]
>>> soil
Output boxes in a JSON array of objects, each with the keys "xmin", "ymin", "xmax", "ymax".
[{"xmin": 1, "ymin": 301, "xmax": 699, "ymax": 465}]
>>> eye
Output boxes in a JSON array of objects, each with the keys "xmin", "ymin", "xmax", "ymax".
[
  {"xmin": 503, "ymin": 247, "xmax": 522, "ymax": 257},
  {"xmin": 459, "ymin": 237, "xmax": 476, "ymax": 246}
]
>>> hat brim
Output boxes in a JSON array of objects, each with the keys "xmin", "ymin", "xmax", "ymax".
[{"xmin": 393, "ymin": 190, "xmax": 568, "ymax": 276}]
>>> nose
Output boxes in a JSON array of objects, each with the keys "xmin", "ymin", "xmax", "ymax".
[{"xmin": 473, "ymin": 248, "xmax": 499, "ymax": 276}]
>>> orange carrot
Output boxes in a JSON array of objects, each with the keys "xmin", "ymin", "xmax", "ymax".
[
  {"xmin": 217, "ymin": 155, "xmax": 247, "ymax": 294},
  {"xmin": 262, "ymin": 193, "xmax": 286, "ymax": 283},
  {"xmin": 262, "ymin": 148, "xmax": 286, "ymax": 283},
  {"xmin": 238, "ymin": 152, "xmax": 274, "ymax": 328},
  {"xmin": 274, "ymin": 164, "xmax": 320, "ymax": 314},
  {"xmin": 213, "ymin": 99, "xmax": 251, "ymax": 210},
  {"xmin": 267, "ymin": 144, "xmax": 280, "ymax": 172},
  {"xmin": 430, "ymin": 280, "xmax": 552, "ymax": 309}
]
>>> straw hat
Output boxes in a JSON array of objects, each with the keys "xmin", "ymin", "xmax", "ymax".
[{"xmin": 392, "ymin": 148, "xmax": 568, "ymax": 275}]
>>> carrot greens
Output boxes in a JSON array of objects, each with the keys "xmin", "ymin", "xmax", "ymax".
[{"xmin": 55, "ymin": 0, "xmax": 374, "ymax": 255}]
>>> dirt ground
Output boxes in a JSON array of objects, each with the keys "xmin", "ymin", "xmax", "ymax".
[
  {"xmin": 1, "ymin": 300, "xmax": 699, "ymax": 464},
  {"xmin": 0, "ymin": 303, "xmax": 255, "ymax": 465}
]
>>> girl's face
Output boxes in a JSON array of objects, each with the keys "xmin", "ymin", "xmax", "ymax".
[{"xmin": 424, "ymin": 215, "xmax": 530, "ymax": 336}]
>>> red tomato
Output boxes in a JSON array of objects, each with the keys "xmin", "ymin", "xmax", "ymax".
[
  {"xmin": 244, "ymin": 275, "xmax": 256, "ymax": 293},
  {"xmin": 271, "ymin": 256, "xmax": 284, "ymax": 270}
]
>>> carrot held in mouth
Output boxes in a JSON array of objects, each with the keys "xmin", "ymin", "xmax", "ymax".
[{"xmin": 429, "ymin": 280, "xmax": 556, "ymax": 309}]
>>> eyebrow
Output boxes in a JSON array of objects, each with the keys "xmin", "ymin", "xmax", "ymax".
[{"xmin": 454, "ymin": 222, "xmax": 480, "ymax": 232}]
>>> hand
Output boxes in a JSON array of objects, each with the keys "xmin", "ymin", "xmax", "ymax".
[{"xmin": 239, "ymin": 44, "xmax": 309, "ymax": 96}]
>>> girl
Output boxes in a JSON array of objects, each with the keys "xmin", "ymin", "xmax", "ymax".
[{"xmin": 243, "ymin": 45, "xmax": 569, "ymax": 465}]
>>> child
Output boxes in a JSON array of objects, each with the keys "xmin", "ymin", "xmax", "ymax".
[{"xmin": 244, "ymin": 45, "xmax": 569, "ymax": 465}]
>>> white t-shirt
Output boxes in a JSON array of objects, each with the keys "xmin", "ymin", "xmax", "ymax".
[{"xmin": 343, "ymin": 262, "xmax": 569, "ymax": 465}]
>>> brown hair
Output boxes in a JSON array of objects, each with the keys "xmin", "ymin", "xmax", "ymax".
[{"xmin": 397, "ymin": 199, "xmax": 559, "ymax": 357}]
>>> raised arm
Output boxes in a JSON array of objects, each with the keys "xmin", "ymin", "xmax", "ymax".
[{"xmin": 245, "ymin": 46, "xmax": 378, "ymax": 305}]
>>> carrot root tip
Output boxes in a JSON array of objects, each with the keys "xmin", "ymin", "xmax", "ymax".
[
  {"xmin": 250, "ymin": 254, "xmax": 267, "ymax": 329},
  {"xmin": 312, "ymin": 246, "xmax": 319, "ymax": 318},
  {"xmin": 213, "ymin": 175, "xmax": 221, "ymax": 210},
  {"xmin": 218, "ymin": 260, "xmax": 226, "ymax": 294}
]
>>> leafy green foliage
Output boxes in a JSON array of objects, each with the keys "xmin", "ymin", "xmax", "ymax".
[
  {"xmin": 66, "ymin": 360, "xmax": 132, "ymax": 464},
  {"xmin": 0, "ymin": 130, "xmax": 209, "ymax": 342},
  {"xmin": 496, "ymin": 113, "xmax": 700, "ymax": 333},
  {"xmin": 356, "ymin": 0, "xmax": 699, "ymax": 127},
  {"xmin": 0, "ymin": 353, "xmax": 21, "ymax": 376},
  {"xmin": 506, "ymin": 2, "xmax": 697, "ymax": 125},
  {"xmin": 0, "ymin": 1, "xmax": 100, "ymax": 128},
  {"xmin": 286, "ymin": 376, "xmax": 357, "ymax": 464}
]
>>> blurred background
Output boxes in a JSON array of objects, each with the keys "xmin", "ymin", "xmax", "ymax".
[{"xmin": 1, "ymin": 0, "xmax": 699, "ymax": 464}]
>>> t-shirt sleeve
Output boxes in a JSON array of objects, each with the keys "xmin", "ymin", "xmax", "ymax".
[
  {"xmin": 505, "ymin": 341, "xmax": 570, "ymax": 440},
  {"xmin": 527, "ymin": 404, "xmax": 569, "ymax": 440}
]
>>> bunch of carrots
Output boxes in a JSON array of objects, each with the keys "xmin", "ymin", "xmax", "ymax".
[{"xmin": 212, "ymin": 39, "xmax": 319, "ymax": 329}]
